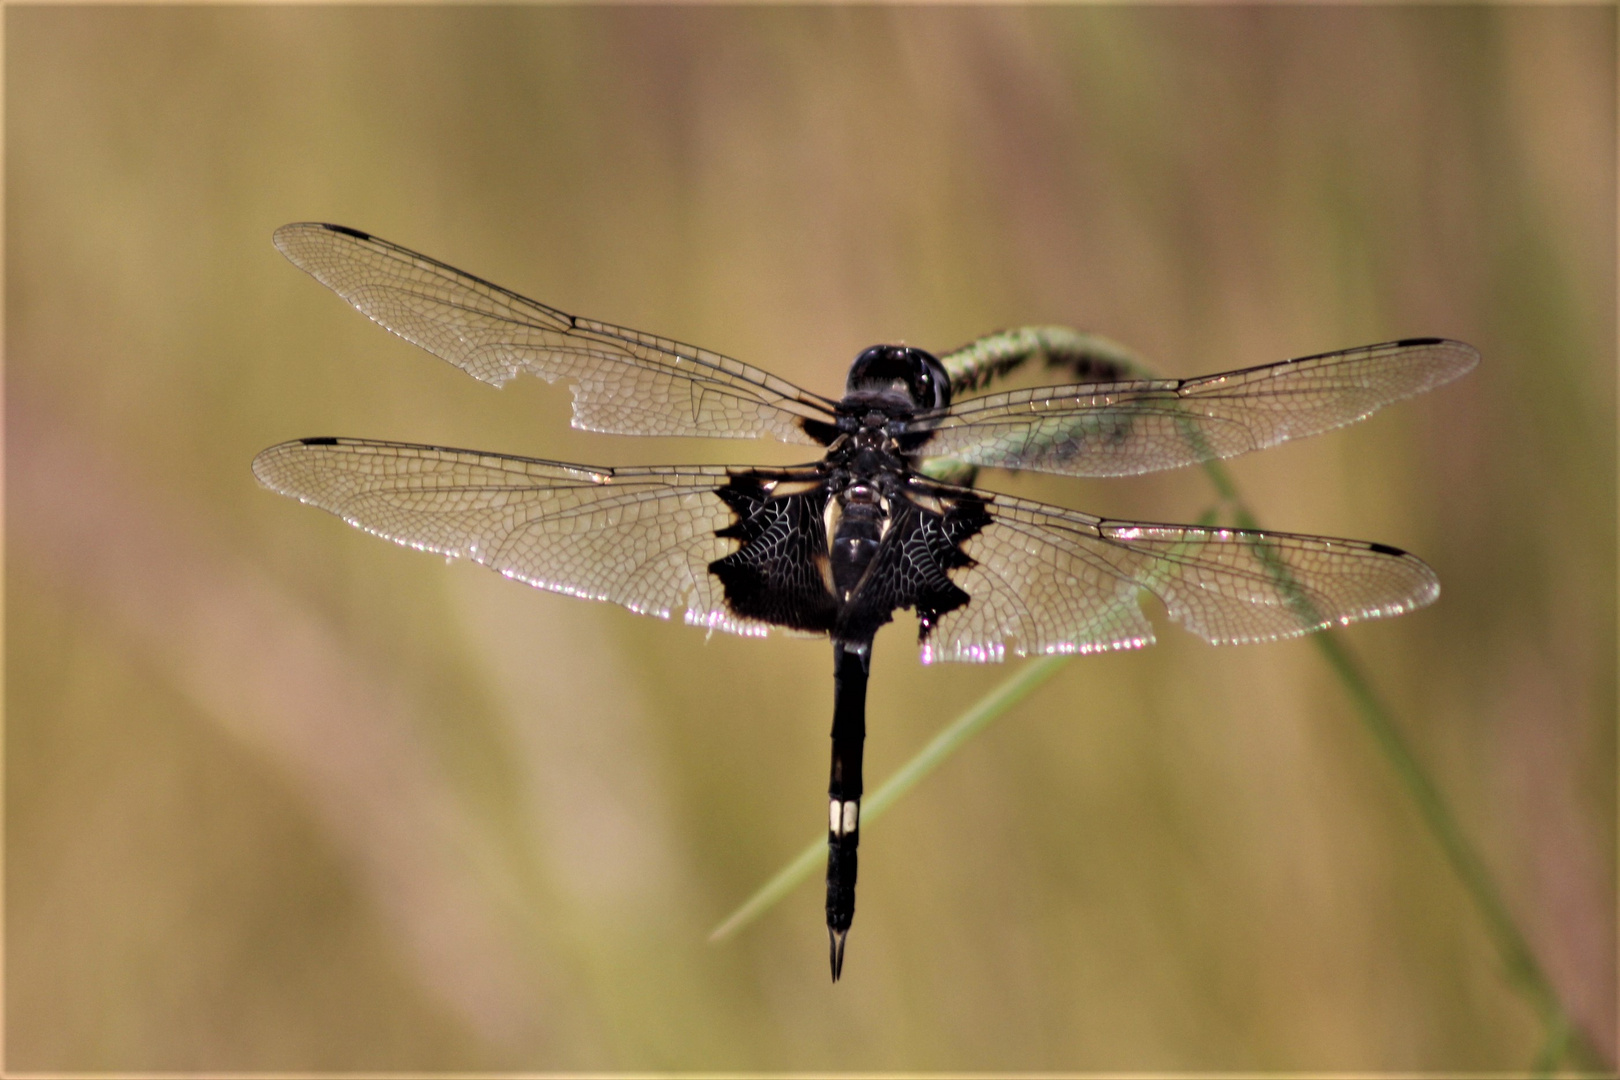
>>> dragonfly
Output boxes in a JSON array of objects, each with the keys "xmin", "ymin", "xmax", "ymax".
[{"xmin": 253, "ymin": 223, "xmax": 1477, "ymax": 981}]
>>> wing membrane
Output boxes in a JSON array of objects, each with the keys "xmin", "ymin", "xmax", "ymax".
[
  {"xmin": 938, "ymin": 326, "xmax": 1151, "ymax": 398},
  {"xmin": 273, "ymin": 223, "xmax": 836, "ymax": 443},
  {"xmin": 911, "ymin": 338, "xmax": 1478, "ymax": 478},
  {"xmin": 252, "ymin": 437, "xmax": 775, "ymax": 636},
  {"xmin": 923, "ymin": 493, "xmax": 1440, "ymax": 663}
]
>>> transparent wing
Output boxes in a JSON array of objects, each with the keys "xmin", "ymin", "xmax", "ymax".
[
  {"xmin": 910, "ymin": 338, "xmax": 1478, "ymax": 478},
  {"xmin": 923, "ymin": 493, "xmax": 1440, "ymax": 663},
  {"xmin": 273, "ymin": 223, "xmax": 836, "ymax": 443},
  {"xmin": 937, "ymin": 326, "xmax": 1152, "ymax": 399},
  {"xmin": 252, "ymin": 437, "xmax": 773, "ymax": 637}
]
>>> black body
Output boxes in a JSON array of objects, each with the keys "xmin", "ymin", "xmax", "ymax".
[
  {"xmin": 710, "ymin": 346, "xmax": 990, "ymax": 976},
  {"xmin": 253, "ymin": 224, "xmax": 1477, "ymax": 981}
]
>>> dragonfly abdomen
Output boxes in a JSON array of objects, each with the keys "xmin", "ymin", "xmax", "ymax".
[{"xmin": 826, "ymin": 639, "xmax": 869, "ymax": 981}]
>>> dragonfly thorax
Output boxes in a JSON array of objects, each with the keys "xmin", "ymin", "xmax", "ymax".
[{"xmin": 825, "ymin": 482, "xmax": 891, "ymax": 602}]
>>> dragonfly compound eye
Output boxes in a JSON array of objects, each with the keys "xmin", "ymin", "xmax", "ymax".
[{"xmin": 846, "ymin": 345, "xmax": 949, "ymax": 411}]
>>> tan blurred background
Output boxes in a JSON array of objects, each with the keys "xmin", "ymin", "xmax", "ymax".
[{"xmin": 7, "ymin": 6, "xmax": 1614, "ymax": 1073}]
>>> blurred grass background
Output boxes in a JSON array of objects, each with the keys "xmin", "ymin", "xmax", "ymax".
[{"xmin": 7, "ymin": 6, "xmax": 1614, "ymax": 1073}]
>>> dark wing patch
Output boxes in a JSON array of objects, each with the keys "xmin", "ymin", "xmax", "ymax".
[
  {"xmin": 273, "ymin": 223, "xmax": 838, "ymax": 443},
  {"xmin": 923, "ymin": 493, "xmax": 1441, "ymax": 663},
  {"xmin": 710, "ymin": 473, "xmax": 839, "ymax": 635},
  {"xmin": 709, "ymin": 477, "xmax": 994, "ymax": 643},
  {"xmin": 832, "ymin": 486, "xmax": 991, "ymax": 644}
]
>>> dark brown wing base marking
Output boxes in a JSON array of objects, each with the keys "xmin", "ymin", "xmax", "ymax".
[
  {"xmin": 709, "ymin": 475, "xmax": 993, "ymax": 647},
  {"xmin": 849, "ymin": 491, "xmax": 990, "ymax": 645},
  {"xmin": 711, "ymin": 475, "xmax": 838, "ymax": 634}
]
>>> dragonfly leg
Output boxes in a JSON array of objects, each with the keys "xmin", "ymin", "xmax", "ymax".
[{"xmin": 827, "ymin": 638, "xmax": 869, "ymax": 982}]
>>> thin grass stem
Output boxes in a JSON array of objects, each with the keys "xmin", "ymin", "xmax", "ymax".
[
  {"xmin": 710, "ymin": 505, "xmax": 1221, "ymax": 943},
  {"xmin": 708, "ymin": 368, "xmax": 1602, "ymax": 1073},
  {"xmin": 1198, "ymin": 459, "xmax": 1602, "ymax": 1072},
  {"xmin": 710, "ymin": 653, "xmax": 1071, "ymax": 942},
  {"xmin": 1532, "ymin": 1013, "xmax": 1574, "ymax": 1078}
]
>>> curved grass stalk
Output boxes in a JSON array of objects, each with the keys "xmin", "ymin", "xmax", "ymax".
[
  {"xmin": 709, "ymin": 652, "xmax": 1074, "ymax": 944},
  {"xmin": 1197, "ymin": 457, "xmax": 1602, "ymax": 1073},
  {"xmin": 710, "ymin": 367, "xmax": 1602, "ymax": 1072},
  {"xmin": 709, "ymin": 506, "xmax": 1221, "ymax": 946}
]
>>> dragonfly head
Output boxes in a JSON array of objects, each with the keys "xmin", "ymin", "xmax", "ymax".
[{"xmin": 845, "ymin": 345, "xmax": 951, "ymax": 413}]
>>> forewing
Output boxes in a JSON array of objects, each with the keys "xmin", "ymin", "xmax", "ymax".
[
  {"xmin": 273, "ymin": 223, "xmax": 835, "ymax": 443},
  {"xmin": 252, "ymin": 438, "xmax": 771, "ymax": 636},
  {"xmin": 923, "ymin": 493, "xmax": 1439, "ymax": 663},
  {"xmin": 911, "ymin": 338, "xmax": 1478, "ymax": 477}
]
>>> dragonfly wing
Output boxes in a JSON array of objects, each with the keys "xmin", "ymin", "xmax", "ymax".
[
  {"xmin": 273, "ymin": 224, "xmax": 836, "ymax": 444},
  {"xmin": 937, "ymin": 326, "xmax": 1151, "ymax": 398},
  {"xmin": 252, "ymin": 438, "xmax": 790, "ymax": 637},
  {"xmin": 922, "ymin": 492, "xmax": 1440, "ymax": 663},
  {"xmin": 912, "ymin": 338, "xmax": 1478, "ymax": 477}
]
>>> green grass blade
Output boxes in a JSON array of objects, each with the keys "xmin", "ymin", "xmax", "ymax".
[
  {"xmin": 707, "ymin": 835, "xmax": 826, "ymax": 944},
  {"xmin": 711, "ymin": 361, "xmax": 1603, "ymax": 1071},
  {"xmin": 710, "ymin": 506, "xmax": 1221, "ymax": 944},
  {"xmin": 710, "ymin": 653, "xmax": 1071, "ymax": 942},
  {"xmin": 860, "ymin": 654, "xmax": 1072, "ymax": 827},
  {"xmin": 1532, "ymin": 1013, "xmax": 1574, "ymax": 1077},
  {"xmin": 1197, "ymin": 458, "xmax": 1602, "ymax": 1071}
]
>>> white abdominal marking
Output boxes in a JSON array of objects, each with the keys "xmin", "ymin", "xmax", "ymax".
[{"xmin": 829, "ymin": 798, "xmax": 861, "ymax": 836}]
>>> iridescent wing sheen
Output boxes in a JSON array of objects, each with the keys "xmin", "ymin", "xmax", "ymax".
[
  {"xmin": 252, "ymin": 441, "xmax": 1442, "ymax": 663},
  {"xmin": 273, "ymin": 223, "xmax": 836, "ymax": 443},
  {"xmin": 251, "ymin": 437, "xmax": 781, "ymax": 637},
  {"xmin": 922, "ymin": 491, "xmax": 1440, "ymax": 663},
  {"xmin": 910, "ymin": 338, "xmax": 1478, "ymax": 478}
]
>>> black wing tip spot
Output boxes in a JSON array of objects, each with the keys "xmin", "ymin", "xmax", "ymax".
[
  {"xmin": 325, "ymin": 224, "xmax": 373, "ymax": 241},
  {"xmin": 1368, "ymin": 541, "xmax": 1407, "ymax": 557},
  {"xmin": 301, "ymin": 436, "xmax": 341, "ymax": 446},
  {"xmin": 1394, "ymin": 336, "xmax": 1448, "ymax": 348}
]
